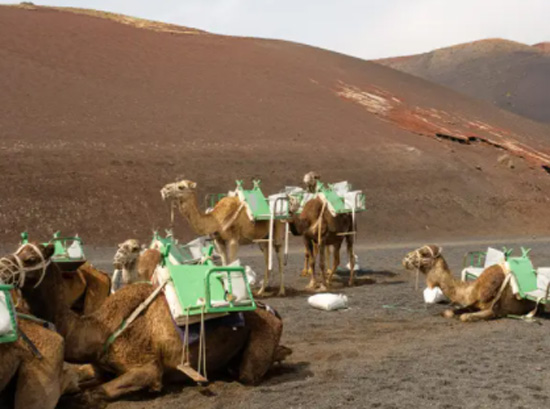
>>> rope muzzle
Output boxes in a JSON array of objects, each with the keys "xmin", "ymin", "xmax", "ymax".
[{"xmin": 0, "ymin": 243, "xmax": 50, "ymax": 288}]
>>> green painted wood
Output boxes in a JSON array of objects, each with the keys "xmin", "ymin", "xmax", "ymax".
[
  {"xmin": 153, "ymin": 232, "xmax": 257, "ymax": 316},
  {"xmin": 508, "ymin": 254, "xmax": 537, "ymax": 298},
  {"xmin": 236, "ymin": 180, "xmax": 272, "ymax": 220}
]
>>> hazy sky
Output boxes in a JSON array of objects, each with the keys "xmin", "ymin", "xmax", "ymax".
[{"xmin": 5, "ymin": 0, "xmax": 549, "ymax": 59}]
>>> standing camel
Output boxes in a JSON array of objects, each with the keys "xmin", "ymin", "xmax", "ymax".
[
  {"xmin": 402, "ymin": 245, "xmax": 536, "ymax": 322},
  {"xmin": 288, "ymin": 196, "xmax": 356, "ymax": 289},
  {"xmin": 9, "ymin": 242, "xmax": 288, "ymax": 405},
  {"xmin": 161, "ymin": 179, "xmax": 286, "ymax": 296}
]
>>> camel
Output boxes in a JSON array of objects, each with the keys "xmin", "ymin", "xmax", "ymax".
[
  {"xmin": 0, "ymin": 275, "xmax": 79, "ymax": 409},
  {"xmin": 111, "ymin": 239, "xmax": 161, "ymax": 292},
  {"xmin": 0, "ymin": 315, "xmax": 80, "ymax": 409},
  {"xmin": 288, "ymin": 196, "xmax": 356, "ymax": 289},
  {"xmin": 18, "ymin": 235, "xmax": 111, "ymax": 314},
  {"xmin": 10, "ymin": 242, "xmax": 288, "ymax": 404},
  {"xmin": 402, "ymin": 245, "xmax": 536, "ymax": 322},
  {"xmin": 303, "ymin": 171, "xmax": 320, "ymax": 193},
  {"xmin": 63, "ymin": 263, "xmax": 111, "ymax": 314},
  {"xmin": 161, "ymin": 179, "xmax": 286, "ymax": 296}
]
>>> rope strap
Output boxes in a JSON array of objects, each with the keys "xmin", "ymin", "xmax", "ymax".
[
  {"xmin": 221, "ymin": 202, "xmax": 245, "ymax": 232},
  {"xmin": 103, "ymin": 280, "xmax": 167, "ymax": 354}
]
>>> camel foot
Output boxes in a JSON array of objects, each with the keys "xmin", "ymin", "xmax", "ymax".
[
  {"xmin": 71, "ymin": 389, "xmax": 107, "ymax": 409},
  {"xmin": 256, "ymin": 287, "xmax": 266, "ymax": 297},
  {"xmin": 441, "ymin": 309, "xmax": 455, "ymax": 319},
  {"xmin": 273, "ymin": 345, "xmax": 293, "ymax": 364},
  {"xmin": 348, "ymin": 278, "xmax": 354, "ymax": 287},
  {"xmin": 278, "ymin": 287, "xmax": 286, "ymax": 297},
  {"xmin": 305, "ymin": 280, "xmax": 317, "ymax": 290},
  {"xmin": 317, "ymin": 284, "xmax": 328, "ymax": 292}
]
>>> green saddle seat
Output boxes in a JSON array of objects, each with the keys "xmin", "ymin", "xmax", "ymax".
[{"xmin": 0, "ymin": 285, "xmax": 17, "ymax": 344}]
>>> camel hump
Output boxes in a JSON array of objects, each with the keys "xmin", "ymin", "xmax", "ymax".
[{"xmin": 477, "ymin": 264, "xmax": 507, "ymax": 303}]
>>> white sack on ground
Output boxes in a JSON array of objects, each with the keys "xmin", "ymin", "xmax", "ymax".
[
  {"xmin": 423, "ymin": 286, "xmax": 447, "ymax": 304},
  {"xmin": 308, "ymin": 293, "xmax": 349, "ymax": 311}
]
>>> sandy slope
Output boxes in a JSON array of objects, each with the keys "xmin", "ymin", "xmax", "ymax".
[
  {"xmin": 2, "ymin": 6, "xmax": 550, "ymax": 246},
  {"xmin": 377, "ymin": 39, "xmax": 550, "ymax": 124}
]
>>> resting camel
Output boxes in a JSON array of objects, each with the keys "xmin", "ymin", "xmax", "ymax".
[
  {"xmin": 0, "ymin": 316, "xmax": 79, "ymax": 409},
  {"xmin": 402, "ymin": 245, "xmax": 536, "ymax": 322},
  {"xmin": 63, "ymin": 263, "xmax": 111, "ymax": 314},
  {"xmin": 161, "ymin": 179, "xmax": 286, "ymax": 296},
  {"xmin": 0, "ymin": 266, "xmax": 79, "ymax": 409},
  {"xmin": 288, "ymin": 196, "xmax": 355, "ymax": 289},
  {"xmin": 111, "ymin": 239, "xmax": 161, "ymax": 292},
  {"xmin": 10, "ymin": 242, "xmax": 288, "ymax": 405}
]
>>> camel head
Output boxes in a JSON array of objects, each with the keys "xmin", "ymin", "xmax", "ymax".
[
  {"xmin": 0, "ymin": 242, "xmax": 55, "ymax": 288},
  {"xmin": 303, "ymin": 171, "xmax": 320, "ymax": 193},
  {"xmin": 402, "ymin": 245, "xmax": 445, "ymax": 287},
  {"xmin": 161, "ymin": 179, "xmax": 197, "ymax": 202},
  {"xmin": 113, "ymin": 239, "xmax": 141, "ymax": 269},
  {"xmin": 287, "ymin": 195, "xmax": 302, "ymax": 214}
]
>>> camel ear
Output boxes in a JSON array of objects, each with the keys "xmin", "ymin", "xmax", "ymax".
[{"xmin": 43, "ymin": 243, "xmax": 55, "ymax": 259}]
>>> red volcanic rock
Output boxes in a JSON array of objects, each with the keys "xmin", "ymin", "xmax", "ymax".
[{"xmin": 1, "ymin": 6, "xmax": 550, "ymax": 245}]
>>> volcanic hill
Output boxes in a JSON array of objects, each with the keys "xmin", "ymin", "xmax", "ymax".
[
  {"xmin": 377, "ymin": 39, "xmax": 550, "ymax": 124},
  {"xmin": 2, "ymin": 5, "xmax": 550, "ymax": 245}
]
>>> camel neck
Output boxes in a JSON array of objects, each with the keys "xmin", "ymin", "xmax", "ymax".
[
  {"xmin": 121, "ymin": 260, "xmax": 138, "ymax": 285},
  {"xmin": 178, "ymin": 194, "xmax": 220, "ymax": 235},
  {"xmin": 288, "ymin": 212, "xmax": 307, "ymax": 236},
  {"xmin": 430, "ymin": 258, "xmax": 469, "ymax": 304},
  {"xmin": 22, "ymin": 264, "xmax": 106, "ymax": 362}
]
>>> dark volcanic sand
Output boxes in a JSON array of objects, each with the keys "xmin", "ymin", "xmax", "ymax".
[
  {"xmin": 2, "ymin": 6, "xmax": 550, "ymax": 246},
  {"xmin": 58, "ymin": 238, "xmax": 550, "ymax": 409}
]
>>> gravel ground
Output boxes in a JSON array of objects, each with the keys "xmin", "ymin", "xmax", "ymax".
[{"xmin": 63, "ymin": 238, "xmax": 550, "ymax": 409}]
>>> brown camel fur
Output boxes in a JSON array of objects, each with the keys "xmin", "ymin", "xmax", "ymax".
[
  {"xmin": 0, "ymin": 318, "xmax": 79, "ymax": 409},
  {"xmin": 112, "ymin": 239, "xmax": 161, "ymax": 287},
  {"xmin": 0, "ymin": 288, "xmax": 80, "ymax": 409},
  {"xmin": 161, "ymin": 179, "xmax": 286, "ymax": 296},
  {"xmin": 63, "ymin": 263, "xmax": 111, "ymax": 314},
  {"xmin": 14, "ymin": 243, "xmax": 288, "ymax": 404},
  {"xmin": 288, "ymin": 196, "xmax": 356, "ymax": 289},
  {"xmin": 402, "ymin": 245, "xmax": 536, "ymax": 322}
]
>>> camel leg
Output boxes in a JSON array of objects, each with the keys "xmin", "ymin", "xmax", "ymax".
[
  {"xmin": 92, "ymin": 363, "xmax": 162, "ymax": 401},
  {"xmin": 347, "ymin": 236, "xmax": 355, "ymax": 286},
  {"xmin": 257, "ymin": 243, "xmax": 270, "ymax": 296},
  {"xmin": 227, "ymin": 238, "xmax": 240, "ymax": 264},
  {"xmin": 301, "ymin": 249, "xmax": 310, "ymax": 276},
  {"xmin": 325, "ymin": 246, "xmax": 332, "ymax": 278},
  {"xmin": 328, "ymin": 243, "xmax": 341, "ymax": 288},
  {"xmin": 441, "ymin": 306, "xmax": 476, "ymax": 319},
  {"xmin": 239, "ymin": 308, "xmax": 283, "ymax": 385},
  {"xmin": 214, "ymin": 238, "xmax": 228, "ymax": 265},
  {"xmin": 275, "ymin": 244, "xmax": 285, "ymax": 296},
  {"xmin": 304, "ymin": 238, "xmax": 317, "ymax": 290},
  {"xmin": 318, "ymin": 242, "xmax": 328, "ymax": 292},
  {"xmin": 459, "ymin": 308, "xmax": 496, "ymax": 322}
]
